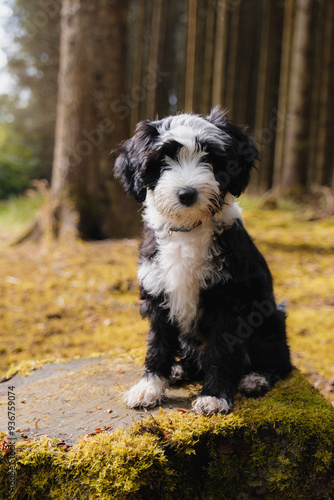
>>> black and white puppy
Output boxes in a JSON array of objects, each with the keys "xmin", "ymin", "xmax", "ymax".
[{"xmin": 114, "ymin": 106, "xmax": 292, "ymax": 415}]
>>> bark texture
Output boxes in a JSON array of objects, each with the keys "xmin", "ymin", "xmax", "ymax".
[
  {"xmin": 281, "ymin": 0, "xmax": 315, "ymax": 193},
  {"xmin": 52, "ymin": 0, "xmax": 140, "ymax": 239}
]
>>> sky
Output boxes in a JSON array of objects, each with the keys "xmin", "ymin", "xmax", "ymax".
[{"xmin": 0, "ymin": 1, "xmax": 14, "ymax": 94}]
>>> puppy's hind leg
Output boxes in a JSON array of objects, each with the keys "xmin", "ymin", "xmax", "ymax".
[
  {"xmin": 238, "ymin": 372, "xmax": 271, "ymax": 397},
  {"xmin": 245, "ymin": 309, "xmax": 292, "ymax": 390},
  {"xmin": 245, "ymin": 308, "xmax": 293, "ymax": 397}
]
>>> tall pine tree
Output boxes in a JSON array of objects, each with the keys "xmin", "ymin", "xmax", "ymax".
[{"xmin": 51, "ymin": 0, "xmax": 140, "ymax": 239}]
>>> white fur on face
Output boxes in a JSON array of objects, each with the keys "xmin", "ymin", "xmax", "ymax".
[
  {"xmin": 156, "ymin": 113, "xmax": 230, "ymax": 150},
  {"xmin": 124, "ymin": 374, "xmax": 168, "ymax": 409},
  {"xmin": 152, "ymin": 146, "xmax": 221, "ymax": 227}
]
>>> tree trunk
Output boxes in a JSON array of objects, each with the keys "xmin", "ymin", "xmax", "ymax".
[
  {"xmin": 193, "ymin": 0, "xmax": 209, "ymax": 114},
  {"xmin": 254, "ymin": 1, "xmax": 272, "ymax": 191},
  {"xmin": 212, "ymin": 0, "xmax": 228, "ymax": 108},
  {"xmin": 185, "ymin": 0, "xmax": 197, "ymax": 112},
  {"xmin": 224, "ymin": 1, "xmax": 240, "ymax": 118},
  {"xmin": 155, "ymin": 2, "xmax": 185, "ymax": 117},
  {"xmin": 129, "ymin": 0, "xmax": 145, "ymax": 133},
  {"xmin": 316, "ymin": 0, "xmax": 334, "ymax": 187},
  {"xmin": 237, "ymin": 0, "xmax": 260, "ymax": 125},
  {"xmin": 280, "ymin": 0, "xmax": 315, "ymax": 193},
  {"xmin": 146, "ymin": 0, "xmax": 164, "ymax": 119},
  {"xmin": 51, "ymin": 0, "xmax": 140, "ymax": 240},
  {"xmin": 321, "ymin": 1, "xmax": 334, "ymax": 188},
  {"xmin": 254, "ymin": 1, "xmax": 284, "ymax": 191},
  {"xmin": 200, "ymin": 0, "xmax": 215, "ymax": 114},
  {"xmin": 273, "ymin": 0, "xmax": 296, "ymax": 191}
]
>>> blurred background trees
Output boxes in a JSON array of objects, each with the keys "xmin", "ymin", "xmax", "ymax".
[
  {"xmin": 1, "ymin": 0, "xmax": 334, "ymax": 238},
  {"xmin": 3, "ymin": 0, "xmax": 60, "ymax": 186}
]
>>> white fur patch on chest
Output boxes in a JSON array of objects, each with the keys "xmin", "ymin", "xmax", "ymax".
[
  {"xmin": 139, "ymin": 196, "xmax": 241, "ymax": 335},
  {"xmin": 138, "ymin": 221, "xmax": 226, "ymax": 335}
]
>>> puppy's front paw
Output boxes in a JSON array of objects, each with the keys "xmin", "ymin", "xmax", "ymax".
[
  {"xmin": 192, "ymin": 396, "xmax": 232, "ymax": 415},
  {"xmin": 124, "ymin": 375, "xmax": 168, "ymax": 409}
]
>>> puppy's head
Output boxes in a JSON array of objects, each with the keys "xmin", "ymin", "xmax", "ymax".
[{"xmin": 114, "ymin": 106, "xmax": 258, "ymax": 227}]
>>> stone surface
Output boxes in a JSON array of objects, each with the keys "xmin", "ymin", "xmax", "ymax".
[{"xmin": 0, "ymin": 357, "xmax": 194, "ymax": 443}]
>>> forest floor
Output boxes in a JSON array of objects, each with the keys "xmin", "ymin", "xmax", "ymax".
[{"xmin": 0, "ymin": 194, "xmax": 333, "ymax": 403}]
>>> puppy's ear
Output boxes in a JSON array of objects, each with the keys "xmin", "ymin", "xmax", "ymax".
[
  {"xmin": 113, "ymin": 121, "xmax": 160, "ymax": 203},
  {"xmin": 207, "ymin": 107, "xmax": 259, "ymax": 197},
  {"xmin": 207, "ymin": 105, "xmax": 229, "ymax": 128},
  {"xmin": 223, "ymin": 124, "xmax": 259, "ymax": 197}
]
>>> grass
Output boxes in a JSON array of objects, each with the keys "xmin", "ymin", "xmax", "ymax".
[
  {"xmin": 0, "ymin": 194, "xmax": 333, "ymax": 403},
  {"xmin": 0, "ymin": 193, "xmax": 45, "ymax": 243}
]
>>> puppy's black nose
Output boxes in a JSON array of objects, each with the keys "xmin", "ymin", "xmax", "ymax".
[{"xmin": 178, "ymin": 187, "xmax": 198, "ymax": 206}]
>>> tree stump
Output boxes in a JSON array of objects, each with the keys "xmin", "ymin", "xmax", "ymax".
[{"xmin": 1, "ymin": 356, "xmax": 333, "ymax": 499}]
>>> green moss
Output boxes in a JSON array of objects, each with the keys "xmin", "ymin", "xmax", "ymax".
[{"xmin": 1, "ymin": 370, "xmax": 333, "ymax": 499}]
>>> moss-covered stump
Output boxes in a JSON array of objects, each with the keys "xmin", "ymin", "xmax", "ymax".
[{"xmin": 1, "ymin": 367, "xmax": 333, "ymax": 500}]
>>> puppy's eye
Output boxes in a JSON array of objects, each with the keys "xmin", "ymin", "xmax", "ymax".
[
  {"xmin": 201, "ymin": 152, "xmax": 212, "ymax": 164},
  {"xmin": 202, "ymin": 152, "xmax": 215, "ymax": 168}
]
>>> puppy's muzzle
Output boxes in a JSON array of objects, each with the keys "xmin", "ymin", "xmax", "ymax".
[{"xmin": 178, "ymin": 187, "xmax": 198, "ymax": 207}]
